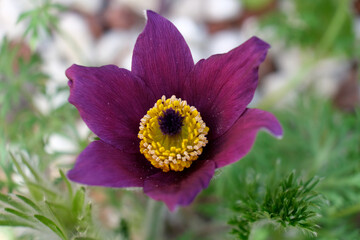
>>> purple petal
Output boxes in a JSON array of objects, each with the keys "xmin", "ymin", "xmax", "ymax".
[
  {"xmin": 66, "ymin": 64, "xmax": 156, "ymax": 153},
  {"xmin": 132, "ymin": 10, "xmax": 194, "ymax": 99},
  {"xmin": 68, "ymin": 140, "xmax": 159, "ymax": 187},
  {"xmin": 209, "ymin": 108, "xmax": 283, "ymax": 168},
  {"xmin": 143, "ymin": 160, "xmax": 215, "ymax": 211},
  {"xmin": 183, "ymin": 37, "xmax": 270, "ymax": 140}
]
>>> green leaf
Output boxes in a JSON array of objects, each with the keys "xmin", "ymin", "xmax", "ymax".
[
  {"xmin": 51, "ymin": 3, "xmax": 67, "ymax": 11},
  {"xmin": 0, "ymin": 193, "xmax": 26, "ymax": 211},
  {"xmin": 9, "ymin": 152, "xmax": 29, "ymax": 182},
  {"xmin": 228, "ymin": 173, "xmax": 323, "ymax": 239},
  {"xmin": 16, "ymin": 11, "xmax": 33, "ymax": 24},
  {"xmin": 0, "ymin": 214, "xmax": 35, "ymax": 228},
  {"xmin": 59, "ymin": 169, "xmax": 73, "ymax": 198},
  {"xmin": 34, "ymin": 214, "xmax": 68, "ymax": 240},
  {"xmin": 27, "ymin": 181, "xmax": 58, "ymax": 199},
  {"xmin": 4, "ymin": 208, "xmax": 33, "ymax": 221},
  {"xmin": 16, "ymin": 194, "xmax": 42, "ymax": 213},
  {"xmin": 72, "ymin": 187, "xmax": 85, "ymax": 218},
  {"xmin": 84, "ymin": 202, "xmax": 92, "ymax": 224},
  {"xmin": 45, "ymin": 200, "xmax": 69, "ymax": 212},
  {"xmin": 20, "ymin": 152, "xmax": 42, "ymax": 182}
]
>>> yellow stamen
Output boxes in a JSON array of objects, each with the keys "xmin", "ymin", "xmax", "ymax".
[{"xmin": 138, "ymin": 95, "xmax": 209, "ymax": 172}]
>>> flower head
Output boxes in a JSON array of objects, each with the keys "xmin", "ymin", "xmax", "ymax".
[{"xmin": 66, "ymin": 10, "xmax": 283, "ymax": 211}]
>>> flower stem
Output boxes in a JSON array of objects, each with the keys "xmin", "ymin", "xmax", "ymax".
[
  {"xmin": 315, "ymin": 0, "xmax": 350, "ymax": 57},
  {"xmin": 144, "ymin": 199, "xmax": 166, "ymax": 240}
]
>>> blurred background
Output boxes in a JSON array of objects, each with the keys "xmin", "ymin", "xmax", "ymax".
[{"xmin": 0, "ymin": 0, "xmax": 359, "ymax": 239}]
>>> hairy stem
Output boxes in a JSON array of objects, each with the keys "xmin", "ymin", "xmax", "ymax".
[{"xmin": 144, "ymin": 199, "xmax": 166, "ymax": 240}]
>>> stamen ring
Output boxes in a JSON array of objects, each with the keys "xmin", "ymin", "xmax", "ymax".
[{"xmin": 138, "ymin": 95, "xmax": 209, "ymax": 172}]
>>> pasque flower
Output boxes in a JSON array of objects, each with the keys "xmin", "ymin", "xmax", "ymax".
[{"xmin": 66, "ymin": 10, "xmax": 283, "ymax": 211}]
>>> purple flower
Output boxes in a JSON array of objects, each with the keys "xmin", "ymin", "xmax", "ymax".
[{"xmin": 66, "ymin": 10, "xmax": 283, "ymax": 211}]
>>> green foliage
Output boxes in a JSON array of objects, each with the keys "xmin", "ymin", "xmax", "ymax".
[
  {"xmin": 1, "ymin": 0, "xmax": 359, "ymax": 239},
  {"xmin": 34, "ymin": 215, "xmax": 68, "ymax": 240},
  {"xmin": 198, "ymin": 96, "xmax": 360, "ymax": 239},
  {"xmin": 0, "ymin": 152, "xmax": 99, "ymax": 239},
  {"xmin": 17, "ymin": 0, "xmax": 66, "ymax": 49},
  {"xmin": 117, "ymin": 219, "xmax": 130, "ymax": 240},
  {"xmin": 0, "ymin": 37, "xmax": 45, "ymax": 174},
  {"xmin": 0, "ymin": 35, "xmax": 85, "ymax": 188},
  {"xmin": 0, "ymin": 37, "xmax": 46, "ymax": 119},
  {"xmin": 241, "ymin": 0, "xmax": 273, "ymax": 10},
  {"xmin": 228, "ymin": 173, "xmax": 322, "ymax": 239},
  {"xmin": 261, "ymin": 0, "xmax": 355, "ymax": 57}
]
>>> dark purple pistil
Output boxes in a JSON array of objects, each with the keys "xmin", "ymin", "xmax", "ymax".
[{"xmin": 158, "ymin": 108, "xmax": 184, "ymax": 136}]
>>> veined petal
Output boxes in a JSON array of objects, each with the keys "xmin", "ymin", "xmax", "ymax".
[
  {"xmin": 132, "ymin": 10, "xmax": 194, "ymax": 99},
  {"xmin": 143, "ymin": 160, "xmax": 215, "ymax": 211},
  {"xmin": 66, "ymin": 64, "xmax": 156, "ymax": 153},
  {"xmin": 67, "ymin": 141, "xmax": 158, "ymax": 187},
  {"xmin": 209, "ymin": 108, "xmax": 283, "ymax": 168},
  {"xmin": 183, "ymin": 37, "xmax": 270, "ymax": 140}
]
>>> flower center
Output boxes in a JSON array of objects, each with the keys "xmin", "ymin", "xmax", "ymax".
[
  {"xmin": 158, "ymin": 108, "xmax": 184, "ymax": 135},
  {"xmin": 138, "ymin": 95, "xmax": 209, "ymax": 172}
]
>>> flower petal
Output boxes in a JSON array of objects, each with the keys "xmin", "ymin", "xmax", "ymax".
[
  {"xmin": 66, "ymin": 64, "xmax": 156, "ymax": 153},
  {"xmin": 183, "ymin": 37, "xmax": 270, "ymax": 140},
  {"xmin": 132, "ymin": 10, "xmax": 194, "ymax": 98},
  {"xmin": 209, "ymin": 108, "xmax": 283, "ymax": 168},
  {"xmin": 67, "ymin": 140, "xmax": 158, "ymax": 187},
  {"xmin": 143, "ymin": 160, "xmax": 215, "ymax": 211}
]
